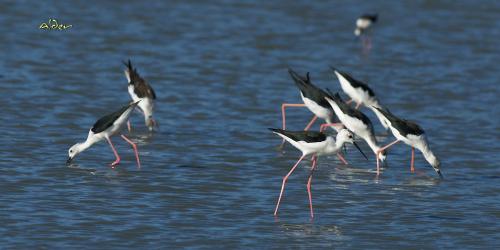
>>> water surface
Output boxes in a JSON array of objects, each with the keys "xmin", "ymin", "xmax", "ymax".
[{"xmin": 1, "ymin": 0, "xmax": 499, "ymax": 248}]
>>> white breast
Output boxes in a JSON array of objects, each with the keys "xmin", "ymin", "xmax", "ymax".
[
  {"xmin": 336, "ymin": 72, "xmax": 363, "ymax": 104},
  {"xmin": 357, "ymin": 18, "xmax": 371, "ymax": 29},
  {"xmin": 128, "ymin": 85, "xmax": 140, "ymax": 102},
  {"xmin": 301, "ymin": 93, "xmax": 332, "ymax": 121}
]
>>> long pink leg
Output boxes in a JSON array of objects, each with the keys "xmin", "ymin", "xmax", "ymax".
[
  {"xmin": 106, "ymin": 137, "xmax": 121, "ymax": 167},
  {"xmin": 274, "ymin": 154, "xmax": 306, "ymax": 216},
  {"xmin": 127, "ymin": 120, "xmax": 132, "ymax": 132},
  {"xmin": 303, "ymin": 115, "xmax": 318, "ymax": 131},
  {"xmin": 281, "ymin": 103, "xmax": 307, "ymax": 130},
  {"xmin": 345, "ymin": 99, "xmax": 353, "ymax": 105},
  {"xmin": 319, "ymin": 123, "xmax": 344, "ymax": 132},
  {"xmin": 121, "ymin": 134, "xmax": 141, "ymax": 169},
  {"xmin": 336, "ymin": 153, "xmax": 348, "ymax": 165},
  {"xmin": 376, "ymin": 139, "xmax": 400, "ymax": 175},
  {"xmin": 307, "ymin": 155, "xmax": 318, "ymax": 218},
  {"xmin": 355, "ymin": 102, "xmax": 362, "ymax": 109},
  {"xmin": 410, "ymin": 147, "xmax": 415, "ymax": 173},
  {"xmin": 280, "ymin": 103, "xmax": 307, "ymax": 147}
]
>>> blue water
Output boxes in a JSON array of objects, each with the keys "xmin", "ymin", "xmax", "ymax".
[{"xmin": 1, "ymin": 0, "xmax": 499, "ymax": 248}]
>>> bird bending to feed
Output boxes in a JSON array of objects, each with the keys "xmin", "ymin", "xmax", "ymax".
[
  {"xmin": 332, "ymin": 67, "xmax": 390, "ymax": 131},
  {"xmin": 372, "ymin": 107, "xmax": 443, "ymax": 178},
  {"xmin": 124, "ymin": 59, "xmax": 157, "ymax": 132},
  {"xmin": 281, "ymin": 68, "xmax": 347, "ymax": 164},
  {"xmin": 354, "ymin": 13, "xmax": 378, "ymax": 36},
  {"xmin": 282, "ymin": 68, "xmax": 344, "ymax": 133},
  {"xmin": 67, "ymin": 101, "xmax": 141, "ymax": 168},
  {"xmin": 324, "ymin": 92, "xmax": 387, "ymax": 167},
  {"xmin": 269, "ymin": 128, "xmax": 367, "ymax": 218}
]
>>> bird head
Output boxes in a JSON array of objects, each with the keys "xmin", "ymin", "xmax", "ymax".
[
  {"xmin": 337, "ymin": 129, "xmax": 369, "ymax": 160},
  {"xmin": 67, "ymin": 143, "xmax": 83, "ymax": 164}
]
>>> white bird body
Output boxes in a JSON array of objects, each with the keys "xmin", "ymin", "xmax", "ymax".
[
  {"xmin": 276, "ymin": 133, "xmax": 338, "ymax": 156},
  {"xmin": 128, "ymin": 84, "xmax": 155, "ymax": 123},
  {"xmin": 124, "ymin": 60, "xmax": 157, "ymax": 131},
  {"xmin": 301, "ymin": 93, "xmax": 334, "ymax": 125},
  {"xmin": 354, "ymin": 14, "xmax": 378, "ymax": 36},
  {"xmin": 333, "ymin": 69, "xmax": 390, "ymax": 130},
  {"xmin": 372, "ymin": 106, "xmax": 442, "ymax": 177},
  {"xmin": 67, "ymin": 101, "xmax": 141, "ymax": 167},
  {"xmin": 325, "ymin": 95, "xmax": 386, "ymax": 162}
]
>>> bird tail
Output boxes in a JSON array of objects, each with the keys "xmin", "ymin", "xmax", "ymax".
[
  {"xmin": 123, "ymin": 59, "xmax": 140, "ymax": 84},
  {"xmin": 288, "ymin": 68, "xmax": 311, "ymax": 87}
]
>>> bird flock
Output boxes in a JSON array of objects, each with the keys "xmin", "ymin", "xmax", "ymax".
[
  {"xmin": 269, "ymin": 14, "xmax": 442, "ymax": 218},
  {"xmin": 65, "ymin": 15, "xmax": 442, "ymax": 219}
]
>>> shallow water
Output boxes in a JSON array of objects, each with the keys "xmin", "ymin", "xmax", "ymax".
[{"xmin": 1, "ymin": 0, "xmax": 499, "ymax": 248}]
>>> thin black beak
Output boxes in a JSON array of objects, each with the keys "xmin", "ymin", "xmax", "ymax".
[
  {"xmin": 66, "ymin": 157, "xmax": 73, "ymax": 164},
  {"xmin": 437, "ymin": 170, "xmax": 444, "ymax": 179},
  {"xmin": 353, "ymin": 142, "xmax": 369, "ymax": 160}
]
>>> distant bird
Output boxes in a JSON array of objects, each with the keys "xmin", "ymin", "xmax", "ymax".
[
  {"xmin": 269, "ymin": 128, "xmax": 367, "ymax": 218},
  {"xmin": 324, "ymin": 92, "xmax": 387, "ymax": 167},
  {"xmin": 332, "ymin": 67, "xmax": 390, "ymax": 131},
  {"xmin": 124, "ymin": 60, "xmax": 157, "ymax": 132},
  {"xmin": 372, "ymin": 107, "xmax": 442, "ymax": 178},
  {"xmin": 354, "ymin": 13, "xmax": 378, "ymax": 36},
  {"xmin": 67, "ymin": 101, "xmax": 141, "ymax": 168}
]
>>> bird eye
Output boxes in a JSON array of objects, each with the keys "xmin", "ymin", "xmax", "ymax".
[{"xmin": 69, "ymin": 150, "xmax": 73, "ymax": 153}]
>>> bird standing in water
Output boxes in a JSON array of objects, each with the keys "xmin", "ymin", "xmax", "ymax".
[
  {"xmin": 354, "ymin": 13, "xmax": 378, "ymax": 51},
  {"xmin": 372, "ymin": 107, "xmax": 443, "ymax": 178},
  {"xmin": 67, "ymin": 101, "xmax": 141, "ymax": 168},
  {"xmin": 269, "ymin": 128, "xmax": 367, "ymax": 218},
  {"xmin": 124, "ymin": 60, "xmax": 157, "ymax": 132}
]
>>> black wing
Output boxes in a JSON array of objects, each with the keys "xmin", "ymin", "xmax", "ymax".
[
  {"xmin": 269, "ymin": 128, "xmax": 327, "ymax": 143},
  {"xmin": 91, "ymin": 102, "xmax": 138, "ymax": 133},
  {"xmin": 331, "ymin": 67, "xmax": 375, "ymax": 97},
  {"xmin": 124, "ymin": 60, "xmax": 156, "ymax": 99},
  {"xmin": 288, "ymin": 68, "xmax": 331, "ymax": 109},
  {"xmin": 326, "ymin": 91, "xmax": 375, "ymax": 134},
  {"xmin": 373, "ymin": 107, "xmax": 425, "ymax": 137},
  {"xmin": 360, "ymin": 14, "xmax": 378, "ymax": 22}
]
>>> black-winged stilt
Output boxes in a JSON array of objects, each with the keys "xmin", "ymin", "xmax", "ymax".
[
  {"xmin": 354, "ymin": 14, "xmax": 378, "ymax": 36},
  {"xmin": 124, "ymin": 60, "xmax": 157, "ymax": 132},
  {"xmin": 269, "ymin": 128, "xmax": 367, "ymax": 218},
  {"xmin": 372, "ymin": 107, "xmax": 443, "ymax": 178},
  {"xmin": 281, "ymin": 68, "xmax": 347, "ymax": 164},
  {"xmin": 354, "ymin": 14, "xmax": 378, "ymax": 51},
  {"xmin": 324, "ymin": 92, "xmax": 387, "ymax": 168},
  {"xmin": 67, "ymin": 101, "xmax": 141, "ymax": 168},
  {"xmin": 282, "ymin": 68, "xmax": 344, "ymax": 133},
  {"xmin": 332, "ymin": 67, "xmax": 390, "ymax": 131}
]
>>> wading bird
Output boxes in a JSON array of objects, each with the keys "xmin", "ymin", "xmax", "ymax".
[
  {"xmin": 124, "ymin": 60, "xmax": 157, "ymax": 132},
  {"xmin": 281, "ymin": 69, "xmax": 347, "ymax": 163},
  {"xmin": 332, "ymin": 67, "xmax": 390, "ymax": 131},
  {"xmin": 354, "ymin": 13, "xmax": 378, "ymax": 50},
  {"xmin": 282, "ymin": 68, "xmax": 344, "ymax": 133},
  {"xmin": 324, "ymin": 92, "xmax": 387, "ymax": 170},
  {"xmin": 269, "ymin": 128, "xmax": 367, "ymax": 218},
  {"xmin": 372, "ymin": 107, "xmax": 443, "ymax": 178},
  {"xmin": 67, "ymin": 101, "xmax": 141, "ymax": 168}
]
